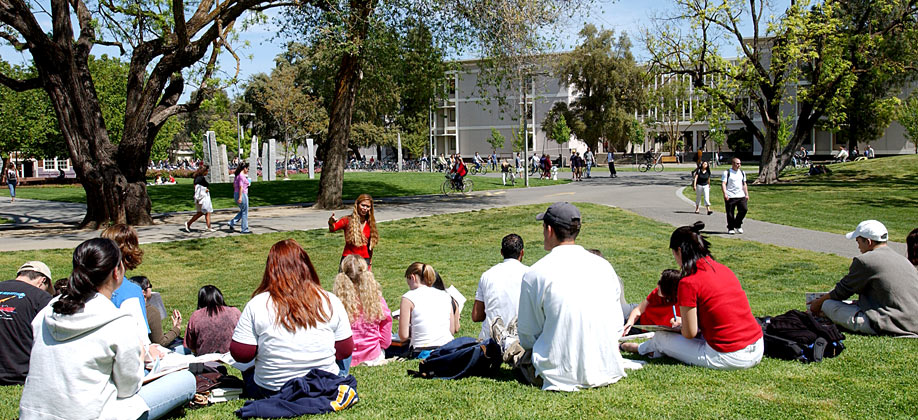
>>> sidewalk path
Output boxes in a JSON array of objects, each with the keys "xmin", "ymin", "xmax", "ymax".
[{"xmin": 0, "ymin": 171, "xmax": 905, "ymax": 258}]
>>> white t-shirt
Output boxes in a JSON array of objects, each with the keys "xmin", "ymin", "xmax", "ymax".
[
  {"xmin": 475, "ymin": 258, "xmax": 528, "ymax": 340},
  {"xmin": 232, "ymin": 291, "xmax": 352, "ymax": 391},
  {"xmin": 402, "ymin": 285, "xmax": 454, "ymax": 348},
  {"xmin": 721, "ymin": 168, "xmax": 747, "ymax": 198},
  {"xmin": 518, "ymin": 244, "xmax": 627, "ymax": 392}
]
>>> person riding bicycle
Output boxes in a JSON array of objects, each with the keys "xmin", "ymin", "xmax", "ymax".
[
  {"xmin": 451, "ymin": 155, "xmax": 468, "ymax": 190},
  {"xmin": 473, "ymin": 152, "xmax": 483, "ymax": 172},
  {"xmin": 643, "ymin": 150, "xmax": 655, "ymax": 165}
]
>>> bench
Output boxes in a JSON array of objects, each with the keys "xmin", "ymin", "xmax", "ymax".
[{"xmin": 660, "ymin": 156, "xmax": 678, "ymax": 163}]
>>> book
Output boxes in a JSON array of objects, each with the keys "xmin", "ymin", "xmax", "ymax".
[
  {"xmin": 631, "ymin": 324, "xmax": 681, "ymax": 333},
  {"xmin": 446, "ymin": 285, "xmax": 466, "ymax": 313}
]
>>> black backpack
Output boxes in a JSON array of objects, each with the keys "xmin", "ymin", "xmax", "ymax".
[
  {"xmin": 757, "ymin": 310, "xmax": 846, "ymax": 363},
  {"xmin": 408, "ymin": 337, "xmax": 502, "ymax": 380}
]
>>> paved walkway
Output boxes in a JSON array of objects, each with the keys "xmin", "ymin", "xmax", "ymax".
[{"xmin": 0, "ymin": 171, "xmax": 906, "ymax": 258}]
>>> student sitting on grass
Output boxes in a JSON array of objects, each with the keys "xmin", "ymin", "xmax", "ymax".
[
  {"xmin": 130, "ymin": 276, "xmax": 183, "ymax": 349},
  {"xmin": 809, "ymin": 220, "xmax": 918, "ymax": 336},
  {"xmin": 230, "ymin": 239, "xmax": 353, "ymax": 399},
  {"xmin": 333, "ymin": 255, "xmax": 392, "ymax": 367},
  {"xmin": 620, "ymin": 222, "xmax": 763, "ymax": 369},
  {"xmin": 184, "ymin": 285, "xmax": 241, "ymax": 355},
  {"xmin": 20, "ymin": 238, "xmax": 195, "ymax": 420},
  {"xmin": 623, "ymin": 269, "xmax": 683, "ymax": 335},
  {"xmin": 398, "ymin": 262, "xmax": 459, "ymax": 359}
]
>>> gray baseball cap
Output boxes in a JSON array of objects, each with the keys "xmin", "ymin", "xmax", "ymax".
[
  {"xmin": 536, "ymin": 202, "xmax": 581, "ymax": 229},
  {"xmin": 18, "ymin": 261, "xmax": 51, "ymax": 281}
]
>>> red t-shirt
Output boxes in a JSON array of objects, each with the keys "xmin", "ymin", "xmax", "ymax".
[
  {"xmin": 677, "ymin": 256, "xmax": 762, "ymax": 353},
  {"xmin": 640, "ymin": 287, "xmax": 681, "ymax": 326},
  {"xmin": 332, "ymin": 216, "xmax": 371, "ymax": 259}
]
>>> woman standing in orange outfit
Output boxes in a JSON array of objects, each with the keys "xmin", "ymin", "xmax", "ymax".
[{"xmin": 328, "ymin": 194, "xmax": 379, "ymax": 267}]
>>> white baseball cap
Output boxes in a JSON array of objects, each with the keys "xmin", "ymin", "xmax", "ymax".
[
  {"xmin": 18, "ymin": 261, "xmax": 52, "ymax": 280},
  {"xmin": 845, "ymin": 220, "xmax": 888, "ymax": 242}
]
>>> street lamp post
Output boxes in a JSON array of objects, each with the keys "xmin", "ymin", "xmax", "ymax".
[{"xmin": 237, "ymin": 112, "xmax": 255, "ymax": 158}]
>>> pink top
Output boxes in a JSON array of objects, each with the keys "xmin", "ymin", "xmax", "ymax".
[
  {"xmin": 234, "ymin": 173, "xmax": 250, "ymax": 195},
  {"xmin": 349, "ymin": 295, "xmax": 393, "ymax": 366}
]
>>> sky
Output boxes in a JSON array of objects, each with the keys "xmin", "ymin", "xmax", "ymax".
[{"xmin": 0, "ymin": 0, "xmax": 705, "ymax": 97}]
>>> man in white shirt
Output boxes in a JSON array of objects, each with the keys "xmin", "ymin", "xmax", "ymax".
[
  {"xmin": 516, "ymin": 202, "xmax": 627, "ymax": 391},
  {"xmin": 721, "ymin": 157, "xmax": 749, "ymax": 234},
  {"xmin": 472, "ymin": 234, "xmax": 528, "ymax": 340}
]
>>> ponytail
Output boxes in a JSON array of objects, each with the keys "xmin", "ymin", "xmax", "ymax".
[
  {"xmin": 54, "ymin": 238, "xmax": 122, "ymax": 315},
  {"xmin": 669, "ymin": 221, "xmax": 712, "ymax": 276},
  {"xmin": 405, "ymin": 262, "xmax": 438, "ymax": 287}
]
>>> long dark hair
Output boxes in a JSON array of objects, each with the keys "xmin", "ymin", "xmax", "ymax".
[
  {"xmin": 669, "ymin": 221, "xmax": 712, "ymax": 276},
  {"xmin": 192, "ymin": 164, "xmax": 210, "ymax": 178},
  {"xmin": 234, "ymin": 162, "xmax": 249, "ymax": 177},
  {"xmin": 53, "ymin": 238, "xmax": 122, "ymax": 315},
  {"xmin": 197, "ymin": 285, "xmax": 228, "ymax": 317},
  {"xmin": 908, "ymin": 228, "xmax": 918, "ymax": 266}
]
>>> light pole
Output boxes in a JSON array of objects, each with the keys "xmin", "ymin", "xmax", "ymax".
[{"xmin": 237, "ymin": 112, "xmax": 255, "ymax": 158}]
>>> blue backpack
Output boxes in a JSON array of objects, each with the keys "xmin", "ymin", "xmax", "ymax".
[{"xmin": 408, "ymin": 337, "xmax": 503, "ymax": 380}]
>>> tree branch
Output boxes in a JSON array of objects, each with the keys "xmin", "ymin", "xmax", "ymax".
[
  {"xmin": 95, "ymin": 39, "xmax": 126, "ymax": 55},
  {"xmin": 0, "ymin": 30, "xmax": 27, "ymax": 50},
  {"xmin": 173, "ymin": 0, "xmax": 189, "ymax": 50},
  {"xmin": 0, "ymin": 72, "xmax": 41, "ymax": 91}
]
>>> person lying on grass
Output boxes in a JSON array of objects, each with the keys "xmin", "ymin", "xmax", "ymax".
[{"xmin": 620, "ymin": 222, "xmax": 764, "ymax": 370}]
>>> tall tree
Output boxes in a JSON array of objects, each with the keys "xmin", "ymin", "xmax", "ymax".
[
  {"xmin": 646, "ymin": 0, "xmax": 918, "ymax": 184},
  {"xmin": 647, "ymin": 73, "xmax": 693, "ymax": 155},
  {"xmin": 898, "ymin": 94, "xmax": 918, "ymax": 153},
  {"xmin": 555, "ymin": 24, "xmax": 645, "ymax": 152},
  {"xmin": 0, "ymin": 0, "xmax": 291, "ymax": 227}
]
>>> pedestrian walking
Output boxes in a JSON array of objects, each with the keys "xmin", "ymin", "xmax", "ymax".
[
  {"xmin": 5, "ymin": 166, "xmax": 18, "ymax": 203},
  {"xmin": 584, "ymin": 148, "xmax": 594, "ymax": 178},
  {"xmin": 608, "ymin": 148, "xmax": 617, "ymax": 178},
  {"xmin": 184, "ymin": 165, "xmax": 214, "ymax": 232},
  {"xmin": 721, "ymin": 157, "xmax": 748, "ymax": 234},
  {"xmin": 228, "ymin": 162, "xmax": 252, "ymax": 234},
  {"xmin": 693, "ymin": 161, "xmax": 713, "ymax": 215}
]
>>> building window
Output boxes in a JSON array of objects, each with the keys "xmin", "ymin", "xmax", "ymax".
[
  {"xmin": 43, "ymin": 159, "xmax": 56, "ymax": 171},
  {"xmin": 449, "ymin": 109, "xmax": 456, "ymax": 123},
  {"xmin": 57, "ymin": 159, "xmax": 69, "ymax": 170}
]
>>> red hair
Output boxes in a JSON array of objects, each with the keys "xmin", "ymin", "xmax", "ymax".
[{"xmin": 255, "ymin": 239, "xmax": 330, "ymax": 331}]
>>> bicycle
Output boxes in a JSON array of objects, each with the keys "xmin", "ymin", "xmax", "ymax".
[
  {"xmin": 441, "ymin": 174, "xmax": 474, "ymax": 195},
  {"xmin": 638, "ymin": 154, "xmax": 664, "ymax": 173},
  {"xmin": 471, "ymin": 164, "xmax": 488, "ymax": 175}
]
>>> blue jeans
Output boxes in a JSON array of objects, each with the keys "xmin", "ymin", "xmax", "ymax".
[
  {"xmin": 137, "ymin": 370, "xmax": 195, "ymax": 420},
  {"xmin": 7, "ymin": 182, "xmax": 14, "ymax": 197},
  {"xmin": 585, "ymin": 162, "xmax": 592, "ymax": 177},
  {"xmin": 231, "ymin": 192, "xmax": 249, "ymax": 232},
  {"xmin": 335, "ymin": 357, "xmax": 352, "ymax": 377}
]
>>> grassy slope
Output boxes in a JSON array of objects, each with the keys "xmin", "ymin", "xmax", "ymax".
[
  {"xmin": 1, "ymin": 203, "xmax": 916, "ymax": 419},
  {"xmin": 684, "ymin": 155, "xmax": 918, "ymax": 242},
  {"xmin": 8, "ymin": 172, "xmax": 566, "ymax": 214}
]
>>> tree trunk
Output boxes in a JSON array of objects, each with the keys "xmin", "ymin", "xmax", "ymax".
[
  {"xmin": 315, "ymin": 52, "xmax": 362, "ymax": 209},
  {"xmin": 37, "ymin": 51, "xmax": 154, "ymax": 228}
]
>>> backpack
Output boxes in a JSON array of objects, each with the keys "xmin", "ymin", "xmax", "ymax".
[
  {"xmin": 757, "ymin": 310, "xmax": 845, "ymax": 363},
  {"xmin": 408, "ymin": 337, "xmax": 502, "ymax": 380}
]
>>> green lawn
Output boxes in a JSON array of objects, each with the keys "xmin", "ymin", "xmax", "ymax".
[
  {"xmin": 11, "ymin": 172, "xmax": 567, "ymax": 214},
  {"xmin": 683, "ymin": 154, "xmax": 918, "ymax": 242},
  {"xmin": 1, "ymin": 203, "xmax": 916, "ymax": 419}
]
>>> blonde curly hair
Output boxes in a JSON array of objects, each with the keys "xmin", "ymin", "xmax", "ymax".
[
  {"xmin": 344, "ymin": 194, "xmax": 378, "ymax": 250},
  {"xmin": 333, "ymin": 255, "xmax": 385, "ymax": 323}
]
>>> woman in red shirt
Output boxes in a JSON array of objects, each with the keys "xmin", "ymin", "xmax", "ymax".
[
  {"xmin": 621, "ymin": 221, "xmax": 763, "ymax": 369},
  {"xmin": 328, "ymin": 194, "xmax": 379, "ymax": 266}
]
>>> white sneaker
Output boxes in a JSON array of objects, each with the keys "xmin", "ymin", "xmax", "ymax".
[
  {"xmin": 728, "ymin": 229, "xmax": 736, "ymax": 235},
  {"xmin": 184, "ymin": 221, "xmax": 191, "ymax": 232},
  {"xmin": 737, "ymin": 228, "xmax": 744, "ymax": 234}
]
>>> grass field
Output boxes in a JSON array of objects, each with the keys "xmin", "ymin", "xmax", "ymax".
[
  {"xmin": 1, "ymin": 203, "xmax": 916, "ymax": 419},
  {"xmin": 8, "ymin": 172, "xmax": 567, "ymax": 214},
  {"xmin": 683, "ymin": 154, "xmax": 918, "ymax": 242}
]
